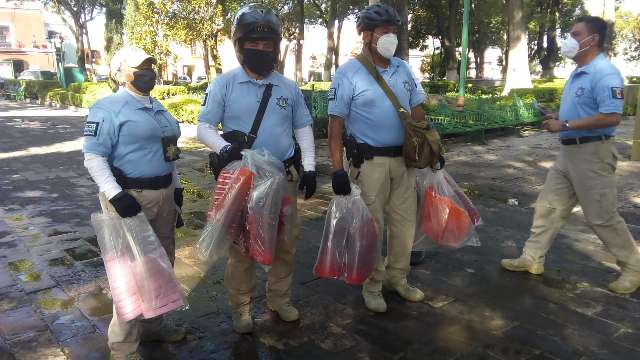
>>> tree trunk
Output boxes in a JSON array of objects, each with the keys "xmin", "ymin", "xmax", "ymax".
[
  {"xmin": 445, "ymin": 0, "xmax": 459, "ymax": 81},
  {"xmin": 295, "ymin": 0, "xmax": 304, "ymax": 83},
  {"xmin": 334, "ymin": 17, "xmax": 344, "ymax": 69},
  {"xmin": 323, "ymin": 0, "xmax": 337, "ymax": 81},
  {"xmin": 83, "ymin": 23, "xmax": 96, "ymax": 81},
  {"xmin": 502, "ymin": 0, "xmax": 532, "ymax": 95},
  {"xmin": 279, "ymin": 42, "xmax": 290, "ymax": 73},
  {"xmin": 203, "ymin": 39, "xmax": 211, "ymax": 80},
  {"xmin": 394, "ymin": 0, "xmax": 409, "ymax": 60},
  {"xmin": 474, "ymin": 48, "xmax": 486, "ymax": 79},
  {"xmin": 73, "ymin": 16, "xmax": 87, "ymax": 76},
  {"xmin": 211, "ymin": 32, "xmax": 223, "ymax": 74},
  {"xmin": 540, "ymin": 2, "xmax": 558, "ymax": 79}
]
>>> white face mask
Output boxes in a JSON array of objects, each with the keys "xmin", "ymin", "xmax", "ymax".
[
  {"xmin": 560, "ymin": 35, "xmax": 593, "ymax": 59},
  {"xmin": 374, "ymin": 33, "xmax": 398, "ymax": 59}
]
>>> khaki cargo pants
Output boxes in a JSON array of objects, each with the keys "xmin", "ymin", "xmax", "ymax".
[
  {"xmin": 224, "ymin": 167, "xmax": 300, "ymax": 312},
  {"xmin": 349, "ymin": 156, "xmax": 417, "ymax": 293},
  {"xmin": 98, "ymin": 184, "xmax": 178, "ymax": 355},
  {"xmin": 522, "ymin": 139, "xmax": 640, "ymax": 273}
]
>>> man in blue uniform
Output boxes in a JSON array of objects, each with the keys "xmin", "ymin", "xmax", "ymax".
[
  {"xmin": 502, "ymin": 16, "xmax": 640, "ymax": 294},
  {"xmin": 197, "ymin": 4, "xmax": 317, "ymax": 333},
  {"xmin": 83, "ymin": 46, "xmax": 186, "ymax": 359},
  {"xmin": 327, "ymin": 4, "xmax": 426, "ymax": 313}
]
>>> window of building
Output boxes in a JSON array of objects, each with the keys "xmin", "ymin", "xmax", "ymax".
[{"xmin": 0, "ymin": 25, "xmax": 12, "ymax": 48}]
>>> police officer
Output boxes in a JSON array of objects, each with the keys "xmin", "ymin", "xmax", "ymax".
[
  {"xmin": 83, "ymin": 46, "xmax": 185, "ymax": 359},
  {"xmin": 327, "ymin": 4, "xmax": 426, "ymax": 313},
  {"xmin": 501, "ymin": 16, "xmax": 640, "ymax": 294},
  {"xmin": 197, "ymin": 4, "xmax": 316, "ymax": 334}
]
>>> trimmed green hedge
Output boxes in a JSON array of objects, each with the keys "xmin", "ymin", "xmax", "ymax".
[
  {"xmin": 160, "ymin": 95, "xmax": 203, "ymax": 124},
  {"xmin": 150, "ymin": 85, "xmax": 188, "ymax": 99}
]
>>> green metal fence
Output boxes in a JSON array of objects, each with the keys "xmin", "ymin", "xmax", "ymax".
[{"xmin": 302, "ymin": 89, "xmax": 542, "ymax": 137}]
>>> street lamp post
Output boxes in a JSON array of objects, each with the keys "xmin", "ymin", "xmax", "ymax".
[
  {"xmin": 456, "ymin": 0, "xmax": 471, "ymax": 110},
  {"xmin": 53, "ymin": 35, "xmax": 66, "ymax": 88}
]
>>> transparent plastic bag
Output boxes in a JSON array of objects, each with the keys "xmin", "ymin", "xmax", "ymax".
[
  {"xmin": 92, "ymin": 213, "xmax": 186, "ymax": 320},
  {"xmin": 414, "ymin": 169, "xmax": 481, "ymax": 250},
  {"xmin": 243, "ymin": 149, "xmax": 287, "ymax": 266},
  {"xmin": 92, "ymin": 213, "xmax": 142, "ymax": 321},
  {"xmin": 196, "ymin": 161, "xmax": 253, "ymax": 264},
  {"xmin": 314, "ymin": 185, "xmax": 379, "ymax": 285},
  {"xmin": 121, "ymin": 215, "xmax": 186, "ymax": 318}
]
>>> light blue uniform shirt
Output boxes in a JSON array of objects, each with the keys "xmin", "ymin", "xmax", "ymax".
[
  {"xmin": 82, "ymin": 88, "xmax": 181, "ymax": 177},
  {"xmin": 328, "ymin": 57, "xmax": 425, "ymax": 147},
  {"xmin": 559, "ymin": 53, "xmax": 624, "ymax": 139},
  {"xmin": 198, "ymin": 68, "xmax": 312, "ymax": 161}
]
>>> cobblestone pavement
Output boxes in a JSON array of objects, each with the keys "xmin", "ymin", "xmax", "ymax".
[{"xmin": 1, "ymin": 99, "xmax": 640, "ymax": 359}]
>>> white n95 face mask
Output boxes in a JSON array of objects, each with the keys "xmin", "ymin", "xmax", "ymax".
[
  {"xmin": 376, "ymin": 33, "xmax": 398, "ymax": 59},
  {"xmin": 560, "ymin": 35, "xmax": 593, "ymax": 59}
]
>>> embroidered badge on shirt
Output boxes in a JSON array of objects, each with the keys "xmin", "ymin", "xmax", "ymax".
[
  {"xmin": 276, "ymin": 96, "xmax": 289, "ymax": 110},
  {"xmin": 611, "ymin": 87, "xmax": 624, "ymax": 100},
  {"xmin": 83, "ymin": 121, "xmax": 99, "ymax": 137},
  {"xmin": 328, "ymin": 88, "xmax": 337, "ymax": 101},
  {"xmin": 403, "ymin": 80, "xmax": 413, "ymax": 93},
  {"xmin": 575, "ymin": 86, "xmax": 585, "ymax": 97}
]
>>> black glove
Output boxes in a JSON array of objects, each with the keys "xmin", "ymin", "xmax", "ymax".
[
  {"xmin": 174, "ymin": 188, "xmax": 184, "ymax": 228},
  {"xmin": 331, "ymin": 170, "xmax": 351, "ymax": 196},
  {"xmin": 219, "ymin": 144, "xmax": 243, "ymax": 169},
  {"xmin": 109, "ymin": 191, "xmax": 141, "ymax": 218},
  {"xmin": 298, "ymin": 171, "xmax": 317, "ymax": 199}
]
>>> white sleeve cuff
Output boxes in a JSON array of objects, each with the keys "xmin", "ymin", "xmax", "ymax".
[
  {"xmin": 197, "ymin": 122, "xmax": 229, "ymax": 153},
  {"xmin": 83, "ymin": 153, "xmax": 122, "ymax": 199},
  {"xmin": 294, "ymin": 125, "xmax": 316, "ymax": 172}
]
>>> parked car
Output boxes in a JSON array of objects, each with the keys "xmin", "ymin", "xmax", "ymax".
[
  {"xmin": 176, "ymin": 75, "xmax": 191, "ymax": 85},
  {"xmin": 18, "ymin": 69, "xmax": 56, "ymax": 81},
  {"xmin": 95, "ymin": 74, "xmax": 110, "ymax": 82},
  {"xmin": 194, "ymin": 75, "xmax": 208, "ymax": 83}
]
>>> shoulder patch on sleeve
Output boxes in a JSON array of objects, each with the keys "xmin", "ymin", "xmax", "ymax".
[
  {"xmin": 611, "ymin": 87, "xmax": 624, "ymax": 100},
  {"xmin": 328, "ymin": 88, "xmax": 337, "ymax": 101},
  {"xmin": 83, "ymin": 121, "xmax": 99, "ymax": 137},
  {"xmin": 201, "ymin": 92, "xmax": 209, "ymax": 106}
]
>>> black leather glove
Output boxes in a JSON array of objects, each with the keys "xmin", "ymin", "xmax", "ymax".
[
  {"xmin": 219, "ymin": 144, "xmax": 243, "ymax": 169},
  {"xmin": 174, "ymin": 188, "xmax": 184, "ymax": 228},
  {"xmin": 298, "ymin": 171, "xmax": 317, "ymax": 199},
  {"xmin": 109, "ymin": 191, "xmax": 141, "ymax": 218},
  {"xmin": 331, "ymin": 170, "xmax": 351, "ymax": 196}
]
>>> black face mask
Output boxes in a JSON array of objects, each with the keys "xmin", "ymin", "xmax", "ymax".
[
  {"xmin": 242, "ymin": 48, "xmax": 276, "ymax": 77},
  {"xmin": 131, "ymin": 69, "xmax": 157, "ymax": 94}
]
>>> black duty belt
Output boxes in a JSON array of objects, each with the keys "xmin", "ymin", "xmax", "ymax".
[
  {"xmin": 561, "ymin": 135, "xmax": 612, "ymax": 146},
  {"xmin": 116, "ymin": 173, "xmax": 173, "ymax": 190},
  {"xmin": 357, "ymin": 143, "xmax": 403, "ymax": 158},
  {"xmin": 283, "ymin": 156, "xmax": 296, "ymax": 169}
]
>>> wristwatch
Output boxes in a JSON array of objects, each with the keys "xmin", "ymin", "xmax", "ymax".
[{"xmin": 561, "ymin": 121, "xmax": 571, "ymax": 131}]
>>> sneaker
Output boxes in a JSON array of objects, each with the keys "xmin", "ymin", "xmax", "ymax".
[
  {"xmin": 388, "ymin": 280, "xmax": 425, "ymax": 302},
  {"xmin": 268, "ymin": 302, "xmax": 300, "ymax": 322},
  {"xmin": 608, "ymin": 271, "xmax": 640, "ymax": 294},
  {"xmin": 140, "ymin": 320, "xmax": 186, "ymax": 343},
  {"xmin": 231, "ymin": 310, "xmax": 253, "ymax": 334},
  {"xmin": 500, "ymin": 255, "xmax": 544, "ymax": 275},
  {"xmin": 362, "ymin": 290, "xmax": 387, "ymax": 313}
]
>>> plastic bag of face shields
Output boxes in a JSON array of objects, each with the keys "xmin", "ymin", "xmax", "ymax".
[
  {"xmin": 414, "ymin": 169, "xmax": 481, "ymax": 250},
  {"xmin": 196, "ymin": 161, "xmax": 253, "ymax": 265},
  {"xmin": 91, "ymin": 213, "xmax": 186, "ymax": 321},
  {"xmin": 196, "ymin": 149, "xmax": 287, "ymax": 266},
  {"xmin": 313, "ymin": 185, "xmax": 379, "ymax": 285}
]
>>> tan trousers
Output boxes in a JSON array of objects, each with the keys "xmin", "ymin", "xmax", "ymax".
[
  {"xmin": 350, "ymin": 156, "xmax": 417, "ymax": 293},
  {"xmin": 224, "ymin": 167, "xmax": 300, "ymax": 312},
  {"xmin": 99, "ymin": 185, "xmax": 178, "ymax": 355},
  {"xmin": 522, "ymin": 139, "xmax": 640, "ymax": 273}
]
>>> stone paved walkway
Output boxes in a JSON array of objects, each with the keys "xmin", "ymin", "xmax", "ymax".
[{"xmin": 1, "ymin": 99, "xmax": 640, "ymax": 359}]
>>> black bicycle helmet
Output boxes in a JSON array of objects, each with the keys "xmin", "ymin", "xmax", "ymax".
[
  {"xmin": 356, "ymin": 4, "xmax": 401, "ymax": 34},
  {"xmin": 232, "ymin": 3, "xmax": 282, "ymax": 42}
]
